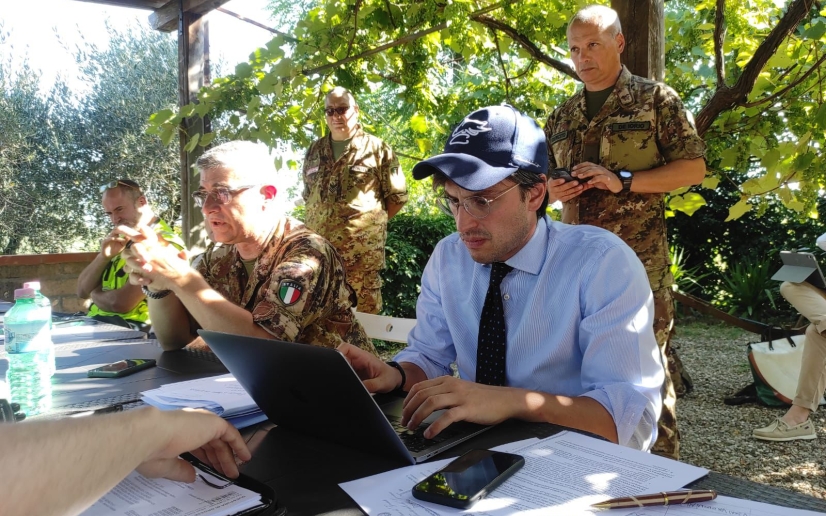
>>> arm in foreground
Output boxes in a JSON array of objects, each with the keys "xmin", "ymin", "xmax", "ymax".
[{"xmin": 0, "ymin": 407, "xmax": 251, "ymax": 516}]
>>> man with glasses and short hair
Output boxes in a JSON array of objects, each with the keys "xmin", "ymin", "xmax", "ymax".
[
  {"xmin": 77, "ymin": 179, "xmax": 183, "ymax": 332},
  {"xmin": 338, "ymin": 105, "xmax": 664, "ymax": 451},
  {"xmin": 301, "ymin": 86, "xmax": 408, "ymax": 314},
  {"xmin": 118, "ymin": 141, "xmax": 374, "ymax": 354}
]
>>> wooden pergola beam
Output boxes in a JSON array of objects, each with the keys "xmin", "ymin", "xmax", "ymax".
[
  {"xmin": 71, "ymin": 0, "xmax": 168, "ymax": 9},
  {"xmin": 150, "ymin": 0, "xmax": 232, "ymax": 31}
]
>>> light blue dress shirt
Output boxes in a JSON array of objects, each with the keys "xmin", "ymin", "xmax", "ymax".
[{"xmin": 395, "ymin": 216, "xmax": 664, "ymax": 450}]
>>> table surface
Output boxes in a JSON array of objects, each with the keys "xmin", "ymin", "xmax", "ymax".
[{"xmin": 39, "ymin": 329, "xmax": 826, "ymax": 516}]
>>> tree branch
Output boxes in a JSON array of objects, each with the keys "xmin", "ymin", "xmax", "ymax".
[
  {"xmin": 695, "ymin": 0, "xmax": 817, "ymax": 136},
  {"xmin": 473, "ymin": 15, "xmax": 579, "ymax": 80},
  {"xmin": 713, "ymin": 0, "xmax": 726, "ymax": 87},
  {"xmin": 345, "ymin": 0, "xmax": 363, "ymax": 59},
  {"xmin": 298, "ymin": 3, "xmax": 506, "ymax": 78},
  {"xmin": 742, "ymin": 53, "xmax": 826, "ymax": 108},
  {"xmin": 490, "ymin": 27, "xmax": 512, "ymax": 101}
]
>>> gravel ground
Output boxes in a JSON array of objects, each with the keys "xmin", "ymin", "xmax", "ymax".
[{"xmin": 675, "ymin": 318, "xmax": 826, "ymax": 498}]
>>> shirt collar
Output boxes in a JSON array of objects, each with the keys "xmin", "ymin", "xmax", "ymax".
[{"xmin": 500, "ymin": 216, "xmax": 548, "ymax": 276}]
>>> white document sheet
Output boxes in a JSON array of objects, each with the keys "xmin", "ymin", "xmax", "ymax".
[
  {"xmin": 340, "ymin": 431, "xmax": 708, "ymax": 516},
  {"xmin": 626, "ymin": 495, "xmax": 825, "ymax": 516},
  {"xmin": 142, "ymin": 374, "xmax": 259, "ymax": 417},
  {"xmin": 80, "ymin": 467, "xmax": 264, "ymax": 516}
]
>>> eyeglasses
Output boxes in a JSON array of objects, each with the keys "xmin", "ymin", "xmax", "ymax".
[
  {"xmin": 192, "ymin": 184, "xmax": 258, "ymax": 207},
  {"xmin": 436, "ymin": 183, "xmax": 521, "ymax": 220},
  {"xmin": 99, "ymin": 179, "xmax": 141, "ymax": 194},
  {"xmin": 324, "ymin": 106, "xmax": 352, "ymax": 117}
]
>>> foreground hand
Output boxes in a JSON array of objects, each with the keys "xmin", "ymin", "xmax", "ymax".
[
  {"xmin": 136, "ymin": 408, "xmax": 252, "ymax": 482},
  {"xmin": 119, "ymin": 225, "xmax": 189, "ymax": 292},
  {"xmin": 337, "ymin": 343, "xmax": 401, "ymax": 393},
  {"xmin": 402, "ymin": 377, "xmax": 519, "ymax": 438},
  {"xmin": 571, "ymin": 162, "xmax": 621, "ymax": 193},
  {"xmin": 547, "ymin": 177, "xmax": 587, "ymax": 203}
]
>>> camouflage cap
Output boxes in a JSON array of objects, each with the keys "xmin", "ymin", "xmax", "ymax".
[{"xmin": 411, "ymin": 104, "xmax": 548, "ymax": 191}]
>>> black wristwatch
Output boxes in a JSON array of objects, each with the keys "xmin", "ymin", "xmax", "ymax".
[
  {"xmin": 617, "ymin": 169, "xmax": 633, "ymax": 192},
  {"xmin": 386, "ymin": 361, "xmax": 407, "ymax": 392},
  {"xmin": 141, "ymin": 285, "xmax": 173, "ymax": 300}
]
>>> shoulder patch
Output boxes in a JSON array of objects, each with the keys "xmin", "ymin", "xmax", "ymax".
[
  {"xmin": 278, "ymin": 280, "xmax": 303, "ymax": 306},
  {"xmin": 610, "ymin": 122, "xmax": 651, "ymax": 132},
  {"xmin": 548, "ymin": 131, "xmax": 568, "ymax": 144}
]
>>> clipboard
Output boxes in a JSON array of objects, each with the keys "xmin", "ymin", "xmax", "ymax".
[
  {"xmin": 771, "ymin": 251, "xmax": 826, "ymax": 289},
  {"xmin": 180, "ymin": 453, "xmax": 285, "ymax": 516}
]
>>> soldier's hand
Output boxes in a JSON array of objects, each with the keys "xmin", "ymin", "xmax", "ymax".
[
  {"xmin": 119, "ymin": 225, "xmax": 190, "ymax": 292},
  {"xmin": 547, "ymin": 177, "xmax": 586, "ymax": 203},
  {"xmin": 571, "ymin": 162, "xmax": 622, "ymax": 193}
]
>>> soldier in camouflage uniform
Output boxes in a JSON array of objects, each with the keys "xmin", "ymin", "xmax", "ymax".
[
  {"xmin": 120, "ymin": 141, "xmax": 374, "ymax": 354},
  {"xmin": 544, "ymin": 5, "xmax": 707, "ymax": 459},
  {"xmin": 302, "ymin": 87, "xmax": 408, "ymax": 314}
]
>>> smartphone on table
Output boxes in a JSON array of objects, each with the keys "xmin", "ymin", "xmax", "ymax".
[
  {"xmin": 412, "ymin": 449, "xmax": 525, "ymax": 509},
  {"xmin": 87, "ymin": 359, "xmax": 156, "ymax": 378}
]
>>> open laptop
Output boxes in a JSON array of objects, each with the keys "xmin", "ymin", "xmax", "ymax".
[
  {"xmin": 198, "ymin": 329, "xmax": 491, "ymax": 464},
  {"xmin": 771, "ymin": 251, "xmax": 826, "ymax": 289}
]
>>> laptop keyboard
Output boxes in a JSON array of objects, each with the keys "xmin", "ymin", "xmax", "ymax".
[{"xmin": 388, "ymin": 418, "xmax": 463, "ymax": 453}]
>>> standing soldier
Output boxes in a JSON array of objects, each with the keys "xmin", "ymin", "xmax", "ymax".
[
  {"xmin": 302, "ymin": 87, "xmax": 408, "ymax": 314},
  {"xmin": 544, "ymin": 5, "xmax": 707, "ymax": 459}
]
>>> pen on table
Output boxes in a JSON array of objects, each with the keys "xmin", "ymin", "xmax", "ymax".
[{"xmin": 591, "ymin": 489, "xmax": 717, "ymax": 509}]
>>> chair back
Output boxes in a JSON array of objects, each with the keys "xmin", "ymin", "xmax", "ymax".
[{"xmin": 355, "ymin": 312, "xmax": 416, "ymax": 344}]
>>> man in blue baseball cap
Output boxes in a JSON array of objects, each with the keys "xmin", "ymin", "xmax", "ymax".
[{"xmin": 339, "ymin": 105, "xmax": 665, "ymax": 451}]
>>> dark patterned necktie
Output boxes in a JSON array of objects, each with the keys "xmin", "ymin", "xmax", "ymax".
[{"xmin": 476, "ymin": 262, "xmax": 513, "ymax": 386}]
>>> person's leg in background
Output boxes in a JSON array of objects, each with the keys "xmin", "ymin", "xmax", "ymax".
[
  {"xmin": 346, "ymin": 269, "xmax": 382, "ymax": 315},
  {"xmin": 651, "ymin": 287, "xmax": 680, "ymax": 459},
  {"xmin": 753, "ymin": 281, "xmax": 826, "ymax": 441}
]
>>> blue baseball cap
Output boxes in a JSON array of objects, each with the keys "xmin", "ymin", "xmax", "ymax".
[{"xmin": 411, "ymin": 104, "xmax": 548, "ymax": 191}]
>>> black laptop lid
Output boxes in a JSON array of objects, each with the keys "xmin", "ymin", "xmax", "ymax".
[{"xmin": 197, "ymin": 329, "xmax": 413, "ymax": 464}]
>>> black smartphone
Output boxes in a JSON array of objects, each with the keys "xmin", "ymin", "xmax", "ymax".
[
  {"xmin": 87, "ymin": 359, "xmax": 156, "ymax": 378},
  {"xmin": 411, "ymin": 449, "xmax": 524, "ymax": 509},
  {"xmin": 549, "ymin": 167, "xmax": 585, "ymax": 184}
]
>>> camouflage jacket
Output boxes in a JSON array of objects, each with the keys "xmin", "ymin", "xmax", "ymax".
[
  {"xmin": 545, "ymin": 66, "xmax": 706, "ymax": 289},
  {"xmin": 193, "ymin": 216, "xmax": 375, "ymax": 353},
  {"xmin": 301, "ymin": 127, "xmax": 408, "ymax": 274}
]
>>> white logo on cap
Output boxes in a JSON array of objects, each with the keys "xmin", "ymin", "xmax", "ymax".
[{"xmin": 449, "ymin": 118, "xmax": 492, "ymax": 145}]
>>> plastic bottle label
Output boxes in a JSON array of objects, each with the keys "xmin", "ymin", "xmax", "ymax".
[{"xmin": 4, "ymin": 323, "xmax": 51, "ymax": 354}]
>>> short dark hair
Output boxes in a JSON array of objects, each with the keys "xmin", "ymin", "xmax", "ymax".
[{"xmin": 431, "ymin": 170, "xmax": 548, "ymax": 219}]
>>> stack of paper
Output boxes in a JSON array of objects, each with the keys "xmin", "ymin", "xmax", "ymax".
[
  {"xmin": 81, "ymin": 466, "xmax": 265, "ymax": 516},
  {"xmin": 341, "ymin": 432, "xmax": 710, "ymax": 516},
  {"xmin": 142, "ymin": 374, "xmax": 267, "ymax": 429}
]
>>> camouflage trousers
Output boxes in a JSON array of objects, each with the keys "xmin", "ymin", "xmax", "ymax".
[
  {"xmin": 651, "ymin": 287, "xmax": 681, "ymax": 460},
  {"xmin": 346, "ymin": 269, "xmax": 382, "ymax": 315}
]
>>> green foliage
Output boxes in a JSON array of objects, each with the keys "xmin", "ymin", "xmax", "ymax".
[
  {"xmin": 0, "ymin": 23, "xmax": 179, "ymax": 255},
  {"xmin": 716, "ymin": 256, "xmax": 778, "ymax": 318},
  {"xmin": 666, "ymin": 0, "xmax": 826, "ymax": 220},
  {"xmin": 669, "ymin": 245, "xmax": 712, "ymax": 295},
  {"xmin": 381, "ymin": 211, "xmax": 455, "ymax": 318},
  {"xmin": 146, "ymin": 0, "xmax": 826, "ymax": 219}
]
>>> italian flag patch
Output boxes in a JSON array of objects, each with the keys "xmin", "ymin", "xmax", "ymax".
[{"xmin": 278, "ymin": 280, "xmax": 303, "ymax": 306}]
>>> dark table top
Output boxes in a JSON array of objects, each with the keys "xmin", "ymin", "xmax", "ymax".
[{"xmin": 46, "ymin": 337, "xmax": 826, "ymax": 516}]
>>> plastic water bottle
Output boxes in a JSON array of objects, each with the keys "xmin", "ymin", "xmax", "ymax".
[
  {"xmin": 22, "ymin": 281, "xmax": 55, "ymax": 375},
  {"xmin": 3, "ymin": 288, "xmax": 53, "ymax": 416}
]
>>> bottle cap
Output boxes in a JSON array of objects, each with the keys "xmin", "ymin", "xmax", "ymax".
[
  {"xmin": 23, "ymin": 281, "xmax": 41, "ymax": 290},
  {"xmin": 14, "ymin": 288, "xmax": 36, "ymax": 300}
]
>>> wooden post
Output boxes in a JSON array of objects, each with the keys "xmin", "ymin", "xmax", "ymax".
[
  {"xmin": 612, "ymin": 0, "xmax": 664, "ymax": 81},
  {"xmin": 178, "ymin": 5, "xmax": 210, "ymax": 252}
]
